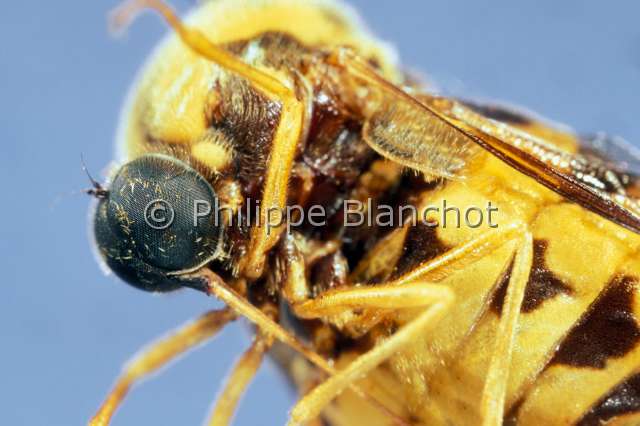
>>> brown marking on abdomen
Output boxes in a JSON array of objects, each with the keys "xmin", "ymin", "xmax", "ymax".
[
  {"xmin": 489, "ymin": 257, "xmax": 515, "ymax": 315},
  {"xmin": 550, "ymin": 275, "xmax": 640, "ymax": 369},
  {"xmin": 391, "ymin": 222, "xmax": 451, "ymax": 279},
  {"xmin": 490, "ymin": 240, "xmax": 572, "ymax": 315},
  {"xmin": 521, "ymin": 240, "xmax": 573, "ymax": 313},
  {"xmin": 503, "ymin": 396, "xmax": 525, "ymax": 426},
  {"xmin": 577, "ymin": 372, "xmax": 640, "ymax": 425}
]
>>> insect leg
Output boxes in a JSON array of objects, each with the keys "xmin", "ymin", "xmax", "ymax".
[
  {"xmin": 287, "ymin": 281, "xmax": 455, "ymax": 425},
  {"xmin": 206, "ymin": 333, "xmax": 273, "ymax": 426},
  {"xmin": 481, "ymin": 232, "xmax": 533, "ymax": 426},
  {"xmin": 283, "ymin": 225, "xmax": 527, "ymax": 424},
  {"xmin": 242, "ymin": 90, "xmax": 306, "ymax": 278},
  {"xmin": 194, "ymin": 269, "xmax": 411, "ymax": 425},
  {"xmin": 111, "ymin": 0, "xmax": 306, "ymax": 278},
  {"xmin": 89, "ymin": 308, "xmax": 236, "ymax": 426},
  {"xmin": 359, "ymin": 222, "xmax": 523, "ymax": 286}
]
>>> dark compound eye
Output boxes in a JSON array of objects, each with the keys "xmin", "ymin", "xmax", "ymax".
[{"xmin": 92, "ymin": 154, "xmax": 222, "ymax": 292}]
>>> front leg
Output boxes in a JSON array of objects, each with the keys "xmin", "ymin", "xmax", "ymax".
[
  {"xmin": 112, "ymin": 0, "xmax": 307, "ymax": 279},
  {"xmin": 243, "ymin": 91, "xmax": 305, "ymax": 278}
]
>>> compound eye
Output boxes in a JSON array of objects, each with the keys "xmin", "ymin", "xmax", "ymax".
[{"xmin": 93, "ymin": 154, "xmax": 222, "ymax": 291}]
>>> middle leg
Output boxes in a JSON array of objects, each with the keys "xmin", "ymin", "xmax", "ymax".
[
  {"xmin": 284, "ymin": 226, "xmax": 528, "ymax": 425},
  {"xmin": 481, "ymin": 231, "xmax": 533, "ymax": 426},
  {"xmin": 288, "ymin": 278, "xmax": 455, "ymax": 425}
]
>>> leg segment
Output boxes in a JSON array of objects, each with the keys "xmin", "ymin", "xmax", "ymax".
[
  {"xmin": 288, "ymin": 280, "xmax": 455, "ymax": 425},
  {"xmin": 481, "ymin": 232, "xmax": 533, "ymax": 426},
  {"xmin": 110, "ymin": 0, "xmax": 290, "ymax": 96},
  {"xmin": 283, "ymin": 225, "xmax": 526, "ymax": 425},
  {"xmin": 244, "ymin": 90, "xmax": 305, "ymax": 278},
  {"xmin": 90, "ymin": 309, "xmax": 236, "ymax": 426},
  {"xmin": 207, "ymin": 333, "xmax": 273, "ymax": 426},
  {"xmin": 195, "ymin": 269, "xmax": 408, "ymax": 425},
  {"xmin": 111, "ymin": 0, "xmax": 306, "ymax": 278}
]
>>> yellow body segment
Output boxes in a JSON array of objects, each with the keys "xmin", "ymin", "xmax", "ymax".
[
  {"xmin": 106, "ymin": 1, "xmax": 640, "ymax": 425},
  {"xmin": 305, "ymin": 144, "xmax": 640, "ymax": 425}
]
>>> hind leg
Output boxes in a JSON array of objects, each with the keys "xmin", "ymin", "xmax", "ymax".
[
  {"xmin": 285, "ymin": 226, "xmax": 527, "ymax": 425},
  {"xmin": 481, "ymin": 232, "xmax": 533, "ymax": 426}
]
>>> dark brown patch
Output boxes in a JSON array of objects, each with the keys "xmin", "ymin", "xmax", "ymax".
[
  {"xmin": 376, "ymin": 171, "xmax": 442, "ymax": 228},
  {"xmin": 503, "ymin": 396, "xmax": 525, "ymax": 426},
  {"xmin": 489, "ymin": 257, "xmax": 515, "ymax": 315},
  {"xmin": 310, "ymin": 251, "xmax": 349, "ymax": 296},
  {"xmin": 578, "ymin": 372, "xmax": 640, "ymax": 426},
  {"xmin": 521, "ymin": 240, "xmax": 573, "ymax": 313},
  {"xmin": 461, "ymin": 100, "xmax": 531, "ymax": 125},
  {"xmin": 223, "ymin": 32, "xmax": 311, "ymax": 72},
  {"xmin": 255, "ymin": 32, "xmax": 310, "ymax": 69},
  {"xmin": 550, "ymin": 275, "xmax": 640, "ymax": 369},
  {"xmin": 338, "ymin": 162, "xmax": 407, "ymax": 271},
  {"xmin": 210, "ymin": 74, "xmax": 281, "ymax": 196},
  {"xmin": 303, "ymin": 89, "xmax": 372, "ymax": 187},
  {"xmin": 391, "ymin": 222, "xmax": 451, "ymax": 278},
  {"xmin": 406, "ymin": 414, "xmax": 422, "ymax": 425},
  {"xmin": 318, "ymin": 417, "xmax": 332, "ymax": 426},
  {"xmin": 331, "ymin": 331, "xmax": 371, "ymax": 359},
  {"xmin": 490, "ymin": 240, "xmax": 572, "ymax": 316}
]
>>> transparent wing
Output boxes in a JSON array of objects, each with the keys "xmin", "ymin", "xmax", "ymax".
[
  {"xmin": 333, "ymin": 50, "xmax": 640, "ymax": 234},
  {"xmin": 578, "ymin": 132, "xmax": 640, "ymax": 177},
  {"xmin": 444, "ymin": 101, "xmax": 640, "ymax": 234},
  {"xmin": 335, "ymin": 50, "xmax": 479, "ymax": 179}
]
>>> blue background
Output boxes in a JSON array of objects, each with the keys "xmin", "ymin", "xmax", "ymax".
[{"xmin": 2, "ymin": 1, "xmax": 638, "ymax": 425}]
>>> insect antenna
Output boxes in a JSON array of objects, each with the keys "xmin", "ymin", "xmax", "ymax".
[{"xmin": 81, "ymin": 154, "xmax": 109, "ymax": 199}]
